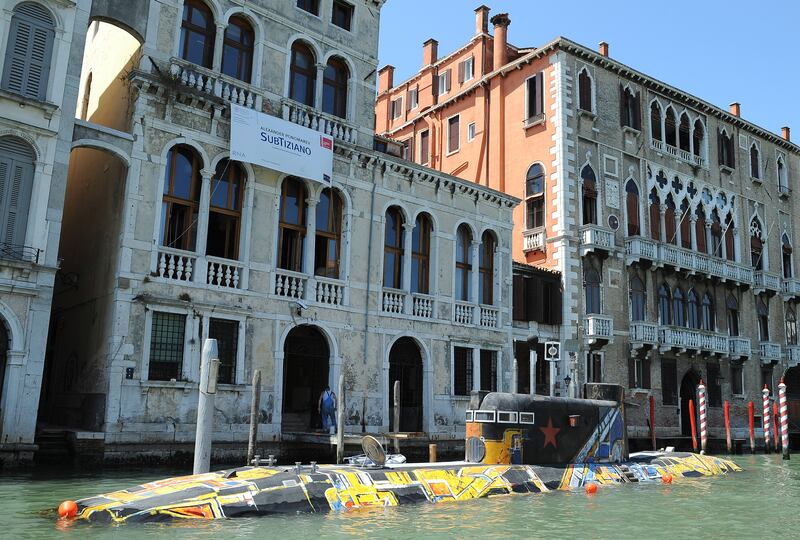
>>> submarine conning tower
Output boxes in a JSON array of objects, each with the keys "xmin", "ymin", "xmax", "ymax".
[{"xmin": 464, "ymin": 384, "xmax": 629, "ymax": 467}]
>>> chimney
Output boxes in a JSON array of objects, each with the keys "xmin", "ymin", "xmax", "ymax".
[
  {"xmin": 490, "ymin": 13, "xmax": 511, "ymax": 68},
  {"xmin": 423, "ymin": 38, "xmax": 438, "ymax": 66},
  {"xmin": 378, "ymin": 65, "xmax": 394, "ymax": 93},
  {"xmin": 729, "ymin": 102, "xmax": 740, "ymax": 117},
  {"xmin": 599, "ymin": 41, "xmax": 609, "ymax": 57},
  {"xmin": 782, "ymin": 126, "xmax": 791, "ymax": 142},
  {"xmin": 475, "ymin": 5, "xmax": 490, "ymax": 35}
]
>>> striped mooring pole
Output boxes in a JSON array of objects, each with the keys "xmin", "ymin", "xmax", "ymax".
[
  {"xmin": 697, "ymin": 379, "xmax": 708, "ymax": 454},
  {"xmin": 723, "ymin": 400, "xmax": 732, "ymax": 454},
  {"xmin": 762, "ymin": 385, "xmax": 771, "ymax": 453},
  {"xmin": 779, "ymin": 377, "xmax": 790, "ymax": 460},
  {"xmin": 688, "ymin": 399, "xmax": 698, "ymax": 452}
]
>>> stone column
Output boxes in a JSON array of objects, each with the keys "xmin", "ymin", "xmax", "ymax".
[
  {"xmin": 402, "ymin": 222, "xmax": 414, "ymax": 314},
  {"xmin": 690, "ymin": 215, "xmax": 698, "ymax": 251},
  {"xmin": 471, "ymin": 240, "xmax": 480, "ymax": 322},
  {"xmin": 659, "ymin": 207, "xmax": 667, "ymax": 243},
  {"xmin": 472, "ymin": 347, "xmax": 481, "ymax": 392},
  {"xmin": 212, "ymin": 23, "xmax": 225, "ymax": 72},
  {"xmin": 529, "ymin": 347, "xmax": 537, "ymax": 395},
  {"xmin": 705, "ymin": 222, "xmax": 713, "ymax": 257},
  {"xmin": 303, "ymin": 195, "xmax": 319, "ymax": 299},
  {"xmin": 315, "ymin": 63, "xmax": 325, "ymax": 110},
  {"xmin": 195, "ymin": 168, "xmax": 214, "ymax": 283}
]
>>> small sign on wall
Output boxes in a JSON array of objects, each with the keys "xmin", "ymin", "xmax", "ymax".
[{"xmin": 605, "ymin": 179, "xmax": 620, "ymax": 209}]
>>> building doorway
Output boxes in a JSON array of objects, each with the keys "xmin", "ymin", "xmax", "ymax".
[
  {"xmin": 0, "ymin": 321, "xmax": 7, "ymax": 434},
  {"xmin": 679, "ymin": 369, "xmax": 701, "ymax": 437},
  {"xmin": 388, "ymin": 337, "xmax": 423, "ymax": 432},
  {"xmin": 282, "ymin": 325, "xmax": 329, "ymax": 433},
  {"xmin": 785, "ymin": 367, "xmax": 800, "ymax": 435}
]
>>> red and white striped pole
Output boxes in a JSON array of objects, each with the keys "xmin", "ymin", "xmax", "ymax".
[
  {"xmin": 779, "ymin": 377, "xmax": 790, "ymax": 460},
  {"xmin": 697, "ymin": 379, "xmax": 708, "ymax": 454},
  {"xmin": 762, "ymin": 385, "xmax": 771, "ymax": 453}
]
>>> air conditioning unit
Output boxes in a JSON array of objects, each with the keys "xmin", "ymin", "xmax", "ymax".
[{"xmin": 544, "ymin": 341, "xmax": 561, "ymax": 363}]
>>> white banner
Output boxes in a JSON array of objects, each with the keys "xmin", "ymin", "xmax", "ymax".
[{"xmin": 229, "ymin": 103, "xmax": 333, "ymax": 184}]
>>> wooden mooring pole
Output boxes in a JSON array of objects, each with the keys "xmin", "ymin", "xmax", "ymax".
[
  {"xmin": 336, "ymin": 373, "xmax": 345, "ymax": 464},
  {"xmin": 193, "ymin": 338, "xmax": 219, "ymax": 475},
  {"xmin": 393, "ymin": 380, "xmax": 400, "ymax": 454},
  {"xmin": 723, "ymin": 400, "xmax": 732, "ymax": 454},
  {"xmin": 246, "ymin": 370, "xmax": 261, "ymax": 466}
]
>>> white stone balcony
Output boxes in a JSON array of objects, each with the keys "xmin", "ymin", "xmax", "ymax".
[
  {"xmin": 579, "ymin": 224, "xmax": 615, "ymax": 257},
  {"xmin": 454, "ymin": 301, "xmax": 476, "ymax": 325},
  {"xmin": 479, "ymin": 305, "xmax": 500, "ymax": 328},
  {"xmin": 315, "ymin": 276, "xmax": 346, "ymax": 306},
  {"xmin": 411, "ymin": 293, "xmax": 435, "ymax": 319},
  {"xmin": 658, "ymin": 326, "xmax": 728, "ymax": 355},
  {"xmin": 782, "ymin": 277, "xmax": 800, "ymax": 300},
  {"xmin": 728, "ymin": 337, "xmax": 751, "ymax": 359},
  {"xmin": 205, "ymin": 256, "xmax": 246, "ymax": 289},
  {"xmin": 625, "ymin": 236, "xmax": 658, "ymax": 264},
  {"xmin": 155, "ymin": 247, "xmax": 196, "ymax": 282},
  {"xmin": 168, "ymin": 58, "xmax": 262, "ymax": 109},
  {"xmin": 650, "ymin": 139, "xmax": 705, "ymax": 168},
  {"xmin": 154, "ymin": 248, "xmax": 250, "ymax": 289},
  {"xmin": 282, "ymin": 98, "xmax": 357, "ymax": 144},
  {"xmin": 382, "ymin": 288, "xmax": 407, "ymax": 314},
  {"xmin": 787, "ymin": 345, "xmax": 800, "ymax": 368},
  {"xmin": 760, "ymin": 341, "xmax": 781, "ymax": 364},
  {"xmin": 273, "ymin": 268, "xmax": 307, "ymax": 299},
  {"xmin": 753, "ymin": 270, "xmax": 781, "ymax": 294},
  {"xmin": 630, "ymin": 321, "xmax": 659, "ymax": 348},
  {"xmin": 584, "ymin": 315, "xmax": 614, "ymax": 343},
  {"xmin": 522, "ymin": 228, "xmax": 546, "ymax": 252}
]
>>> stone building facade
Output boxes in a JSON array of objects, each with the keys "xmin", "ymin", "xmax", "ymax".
[
  {"xmin": 374, "ymin": 5, "xmax": 800, "ymax": 443},
  {"xmin": 0, "ymin": 0, "xmax": 89, "ymax": 463},
  {"xmin": 41, "ymin": 0, "xmax": 517, "ymax": 460}
]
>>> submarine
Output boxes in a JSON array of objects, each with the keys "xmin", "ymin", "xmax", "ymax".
[{"xmin": 62, "ymin": 384, "xmax": 740, "ymax": 523}]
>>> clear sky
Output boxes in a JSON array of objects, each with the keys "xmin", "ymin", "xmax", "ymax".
[{"xmin": 377, "ymin": 0, "xmax": 799, "ymax": 137}]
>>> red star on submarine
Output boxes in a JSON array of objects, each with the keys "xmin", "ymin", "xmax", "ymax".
[{"xmin": 539, "ymin": 417, "xmax": 561, "ymax": 449}]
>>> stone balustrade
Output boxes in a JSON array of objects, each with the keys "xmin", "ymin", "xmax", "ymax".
[
  {"xmin": 522, "ymin": 228, "xmax": 545, "ymax": 252},
  {"xmin": 579, "ymin": 224, "xmax": 615, "ymax": 256},
  {"xmin": 282, "ymin": 98, "xmax": 357, "ymax": 144}
]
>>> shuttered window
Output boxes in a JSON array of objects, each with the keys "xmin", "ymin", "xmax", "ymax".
[
  {"xmin": 2, "ymin": 3, "xmax": 55, "ymax": 101},
  {"xmin": 0, "ymin": 136, "xmax": 35, "ymax": 250},
  {"xmin": 526, "ymin": 72, "xmax": 544, "ymax": 120}
]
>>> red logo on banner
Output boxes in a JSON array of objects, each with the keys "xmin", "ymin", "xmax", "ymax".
[{"xmin": 320, "ymin": 136, "xmax": 332, "ymax": 150}]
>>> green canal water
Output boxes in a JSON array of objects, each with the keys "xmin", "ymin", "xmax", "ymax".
[{"xmin": 0, "ymin": 454, "xmax": 797, "ymax": 539}]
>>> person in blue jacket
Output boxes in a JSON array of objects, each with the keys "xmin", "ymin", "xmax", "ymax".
[{"xmin": 318, "ymin": 386, "xmax": 337, "ymax": 433}]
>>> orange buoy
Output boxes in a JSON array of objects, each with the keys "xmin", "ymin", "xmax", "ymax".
[
  {"xmin": 585, "ymin": 482, "xmax": 598, "ymax": 494},
  {"xmin": 662, "ymin": 473, "xmax": 673, "ymax": 484},
  {"xmin": 58, "ymin": 500, "xmax": 78, "ymax": 519}
]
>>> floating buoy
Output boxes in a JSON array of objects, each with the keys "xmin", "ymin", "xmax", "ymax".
[
  {"xmin": 585, "ymin": 482, "xmax": 598, "ymax": 494},
  {"xmin": 662, "ymin": 473, "xmax": 673, "ymax": 484},
  {"xmin": 58, "ymin": 500, "xmax": 78, "ymax": 519}
]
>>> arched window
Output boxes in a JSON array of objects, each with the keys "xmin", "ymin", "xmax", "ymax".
[
  {"xmin": 525, "ymin": 164, "xmax": 545, "ymax": 229},
  {"xmin": 778, "ymin": 155, "xmax": 788, "ymax": 191},
  {"xmin": 161, "ymin": 145, "xmax": 202, "ymax": 251},
  {"xmin": 581, "ymin": 165, "xmax": 597, "ymax": 225},
  {"xmin": 672, "ymin": 287, "xmax": 686, "ymax": 327},
  {"xmin": 650, "ymin": 102, "xmax": 662, "ymax": 141},
  {"xmin": 710, "ymin": 211, "xmax": 723, "ymax": 258},
  {"xmin": 658, "ymin": 283, "xmax": 671, "ymax": 325},
  {"xmin": 750, "ymin": 143, "xmax": 760, "ymax": 179},
  {"xmin": 322, "ymin": 57, "xmax": 348, "ymax": 118},
  {"xmin": 578, "ymin": 69, "xmax": 592, "ymax": 112},
  {"xmin": 783, "ymin": 233, "xmax": 793, "ymax": 279},
  {"xmin": 679, "ymin": 199, "xmax": 691, "ymax": 249},
  {"xmin": 787, "ymin": 304, "xmax": 798, "ymax": 346},
  {"xmin": 665, "ymin": 107, "xmax": 677, "ymax": 147},
  {"xmin": 207, "ymin": 160, "xmax": 244, "ymax": 260},
  {"xmin": 750, "ymin": 218, "xmax": 763, "ymax": 270},
  {"xmin": 455, "ymin": 225, "xmax": 472, "ymax": 301},
  {"xmin": 664, "ymin": 195, "xmax": 676, "ymax": 245},
  {"xmin": 687, "ymin": 289, "xmax": 700, "ymax": 329},
  {"xmin": 630, "ymin": 275, "xmax": 646, "ymax": 321},
  {"xmin": 479, "ymin": 231, "xmax": 496, "ymax": 305},
  {"xmin": 221, "ymin": 16, "xmax": 254, "ymax": 82},
  {"xmin": 179, "ymin": 0, "xmax": 215, "ymax": 68},
  {"xmin": 383, "ymin": 206, "xmax": 404, "ymax": 289},
  {"xmin": 625, "ymin": 180, "xmax": 640, "ymax": 236},
  {"xmin": 278, "ymin": 177, "xmax": 308, "ymax": 271},
  {"xmin": 702, "ymin": 292, "xmax": 715, "ymax": 331},
  {"xmin": 0, "ymin": 136, "xmax": 35, "ymax": 250},
  {"xmin": 314, "ymin": 188, "xmax": 343, "ymax": 278},
  {"xmin": 584, "ymin": 267, "xmax": 601, "ymax": 314},
  {"xmin": 695, "ymin": 207, "xmax": 708, "ymax": 254},
  {"xmin": 756, "ymin": 295, "xmax": 769, "ymax": 341},
  {"xmin": 693, "ymin": 120, "xmax": 704, "ymax": 158},
  {"xmin": 726, "ymin": 294, "xmax": 739, "ymax": 336},
  {"xmin": 411, "ymin": 213, "xmax": 432, "ymax": 294},
  {"xmin": 678, "ymin": 113, "xmax": 690, "ymax": 152},
  {"xmin": 649, "ymin": 189, "xmax": 661, "ymax": 241},
  {"xmin": 289, "ymin": 41, "xmax": 316, "ymax": 106},
  {"xmin": 1, "ymin": 3, "xmax": 55, "ymax": 101},
  {"xmin": 724, "ymin": 214, "xmax": 735, "ymax": 262}
]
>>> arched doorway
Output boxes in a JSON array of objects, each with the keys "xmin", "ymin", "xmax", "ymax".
[
  {"xmin": 388, "ymin": 337, "xmax": 423, "ymax": 433},
  {"xmin": 0, "ymin": 321, "xmax": 8, "ymax": 431},
  {"xmin": 679, "ymin": 369, "xmax": 701, "ymax": 437},
  {"xmin": 282, "ymin": 326, "xmax": 329, "ymax": 433}
]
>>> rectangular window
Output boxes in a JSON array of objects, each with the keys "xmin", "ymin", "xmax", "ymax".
[
  {"xmin": 419, "ymin": 130, "xmax": 429, "ymax": 165},
  {"xmin": 331, "ymin": 0, "xmax": 354, "ymax": 31},
  {"xmin": 296, "ymin": 0, "xmax": 320, "ymax": 15},
  {"xmin": 707, "ymin": 363, "xmax": 722, "ymax": 406},
  {"xmin": 208, "ymin": 318, "xmax": 239, "ymax": 385},
  {"xmin": 628, "ymin": 356, "xmax": 651, "ymax": 389},
  {"xmin": 586, "ymin": 352, "xmax": 602, "ymax": 383},
  {"xmin": 731, "ymin": 364, "xmax": 744, "ymax": 395},
  {"xmin": 761, "ymin": 366, "xmax": 773, "ymax": 391},
  {"xmin": 447, "ymin": 115, "xmax": 460, "ymax": 153},
  {"xmin": 661, "ymin": 358, "xmax": 677, "ymax": 405},
  {"xmin": 480, "ymin": 350, "xmax": 498, "ymax": 392},
  {"xmin": 391, "ymin": 97, "xmax": 403, "ymax": 120},
  {"xmin": 620, "ymin": 85, "xmax": 641, "ymax": 130},
  {"xmin": 526, "ymin": 72, "xmax": 544, "ymax": 122},
  {"xmin": 148, "ymin": 312, "xmax": 186, "ymax": 381},
  {"xmin": 467, "ymin": 122, "xmax": 476, "ymax": 141},
  {"xmin": 400, "ymin": 138, "xmax": 413, "ymax": 161},
  {"xmin": 459, "ymin": 57, "xmax": 474, "ymax": 83},
  {"xmin": 437, "ymin": 69, "xmax": 451, "ymax": 95},
  {"xmin": 454, "ymin": 346, "xmax": 473, "ymax": 396},
  {"xmin": 408, "ymin": 87, "xmax": 418, "ymax": 110}
]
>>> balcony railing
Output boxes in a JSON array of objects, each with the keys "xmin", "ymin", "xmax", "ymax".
[
  {"xmin": 753, "ymin": 270, "xmax": 781, "ymax": 293},
  {"xmin": 787, "ymin": 345, "xmax": 800, "ymax": 368},
  {"xmin": 411, "ymin": 293, "xmax": 435, "ymax": 318},
  {"xmin": 760, "ymin": 341, "xmax": 781, "ymax": 364},
  {"xmin": 282, "ymin": 99, "xmax": 357, "ymax": 144},
  {"xmin": 584, "ymin": 315, "xmax": 614, "ymax": 341},
  {"xmin": 155, "ymin": 247, "xmax": 196, "ymax": 282},
  {"xmin": 315, "ymin": 276, "xmax": 346, "ymax": 306},
  {"xmin": 579, "ymin": 224, "xmax": 614, "ymax": 256},
  {"xmin": 728, "ymin": 337, "xmax": 751, "ymax": 359},
  {"xmin": 522, "ymin": 228, "xmax": 546, "ymax": 252},
  {"xmin": 479, "ymin": 305, "xmax": 500, "ymax": 328},
  {"xmin": 783, "ymin": 277, "xmax": 800, "ymax": 300},
  {"xmin": 454, "ymin": 301, "xmax": 476, "ymax": 325},
  {"xmin": 630, "ymin": 321, "xmax": 658, "ymax": 348},
  {"xmin": 274, "ymin": 268, "xmax": 307, "ymax": 299},
  {"xmin": 659, "ymin": 326, "xmax": 728, "ymax": 355},
  {"xmin": 650, "ymin": 139, "xmax": 705, "ymax": 168},
  {"xmin": 382, "ymin": 288, "xmax": 406, "ymax": 314},
  {"xmin": 154, "ymin": 247, "xmax": 251, "ymax": 290},
  {"xmin": 206, "ymin": 256, "xmax": 244, "ymax": 289},
  {"xmin": 625, "ymin": 236, "xmax": 658, "ymax": 263},
  {"xmin": 168, "ymin": 58, "xmax": 262, "ymax": 109},
  {"xmin": 0, "ymin": 243, "xmax": 41, "ymax": 264}
]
